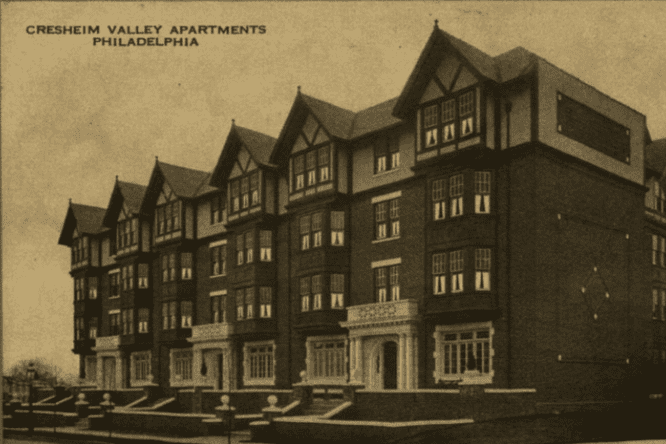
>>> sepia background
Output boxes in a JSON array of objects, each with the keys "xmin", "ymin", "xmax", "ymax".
[{"xmin": 2, "ymin": 1, "xmax": 665, "ymax": 378}]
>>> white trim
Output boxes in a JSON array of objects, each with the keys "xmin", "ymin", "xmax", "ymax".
[
  {"xmin": 371, "ymin": 190, "xmax": 402, "ymax": 204},
  {"xmin": 485, "ymin": 388, "xmax": 536, "ymax": 394},
  {"xmin": 372, "ymin": 236, "xmax": 401, "ymax": 245},
  {"xmin": 305, "ymin": 334, "xmax": 348, "ymax": 384},
  {"xmin": 433, "ymin": 321, "xmax": 494, "ymax": 385},
  {"xmin": 210, "ymin": 289, "xmax": 228, "ymax": 297},
  {"xmin": 273, "ymin": 417, "xmax": 474, "ymax": 427},
  {"xmin": 243, "ymin": 340, "xmax": 276, "ymax": 387},
  {"xmin": 108, "ymin": 309, "xmax": 121, "ymax": 315},
  {"xmin": 371, "ymin": 257, "xmax": 402, "ymax": 269},
  {"xmin": 209, "ymin": 239, "xmax": 228, "ymax": 248},
  {"xmin": 108, "ymin": 268, "xmax": 120, "ymax": 275}
]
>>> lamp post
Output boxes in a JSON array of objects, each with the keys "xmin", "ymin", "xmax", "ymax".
[{"xmin": 26, "ymin": 362, "xmax": 37, "ymax": 435}]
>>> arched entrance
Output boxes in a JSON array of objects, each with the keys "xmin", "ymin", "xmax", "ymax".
[{"xmin": 383, "ymin": 341, "xmax": 397, "ymax": 389}]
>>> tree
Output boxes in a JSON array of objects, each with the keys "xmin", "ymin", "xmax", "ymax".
[{"xmin": 5, "ymin": 358, "xmax": 78, "ymax": 387}]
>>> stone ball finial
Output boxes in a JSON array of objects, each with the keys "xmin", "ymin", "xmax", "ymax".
[
  {"xmin": 267, "ymin": 395, "xmax": 278, "ymax": 407},
  {"xmin": 148, "ymin": 374, "xmax": 154, "ymax": 383},
  {"xmin": 78, "ymin": 393, "xmax": 86, "ymax": 401},
  {"xmin": 103, "ymin": 393, "xmax": 111, "ymax": 402},
  {"xmin": 299, "ymin": 370, "xmax": 307, "ymax": 382},
  {"xmin": 221, "ymin": 395, "xmax": 230, "ymax": 407}
]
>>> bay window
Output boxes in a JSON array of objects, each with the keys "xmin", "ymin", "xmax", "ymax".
[
  {"xmin": 312, "ymin": 275, "xmax": 323, "ymax": 310},
  {"xmin": 89, "ymin": 317, "xmax": 98, "ymax": 339},
  {"xmin": 245, "ymin": 231, "xmax": 254, "ymax": 264},
  {"xmin": 122, "ymin": 309, "xmax": 133, "ymax": 335},
  {"xmin": 155, "ymin": 201, "xmax": 181, "ymax": 237},
  {"xmin": 301, "ymin": 277, "xmax": 311, "ymax": 312},
  {"xmin": 162, "ymin": 301, "xmax": 177, "ymax": 330},
  {"xmin": 331, "ymin": 211, "xmax": 345, "ymax": 246},
  {"xmin": 211, "ymin": 245, "xmax": 227, "ymax": 276},
  {"xmin": 260, "ymin": 231, "xmax": 272, "ymax": 261},
  {"xmin": 475, "ymin": 172, "xmax": 491, "ymax": 214},
  {"xmin": 75, "ymin": 317, "xmax": 85, "ymax": 340},
  {"xmin": 433, "ymin": 179, "xmax": 446, "ymax": 220},
  {"xmin": 260, "ymin": 287, "xmax": 272, "ymax": 318},
  {"xmin": 245, "ymin": 288, "xmax": 255, "ymax": 319},
  {"xmin": 331, "ymin": 274, "xmax": 345, "ymax": 309},
  {"xmin": 181, "ymin": 252, "xmax": 193, "ymax": 280},
  {"xmin": 138, "ymin": 264, "xmax": 149, "ymax": 288},
  {"xmin": 294, "ymin": 155, "xmax": 305, "ymax": 190},
  {"xmin": 75, "ymin": 278, "xmax": 84, "ymax": 301},
  {"xmin": 450, "ymin": 175, "xmax": 464, "ymax": 217},
  {"xmin": 433, "ymin": 253, "xmax": 447, "ymax": 295},
  {"xmin": 236, "ymin": 290, "xmax": 245, "ymax": 320},
  {"xmin": 319, "ymin": 146, "xmax": 330, "ymax": 181},
  {"xmin": 211, "ymin": 194, "xmax": 224, "ymax": 225},
  {"xmin": 181, "ymin": 300, "xmax": 192, "ymax": 327},
  {"xmin": 241, "ymin": 176, "xmax": 250, "ymax": 209},
  {"xmin": 138, "ymin": 308, "xmax": 150, "ymax": 333},
  {"xmin": 475, "ymin": 249, "xmax": 491, "ymax": 291},
  {"xmin": 117, "ymin": 218, "xmax": 138, "ymax": 251},
  {"xmin": 450, "ymin": 250, "xmax": 464, "ymax": 293},
  {"xmin": 421, "ymin": 89, "xmax": 477, "ymax": 151}
]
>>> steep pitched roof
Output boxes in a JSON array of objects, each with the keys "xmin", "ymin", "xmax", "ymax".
[
  {"xmin": 117, "ymin": 181, "xmax": 146, "ymax": 214},
  {"xmin": 158, "ymin": 161, "xmax": 211, "ymax": 199},
  {"xmin": 351, "ymin": 97, "xmax": 402, "ymax": 139},
  {"xmin": 234, "ymin": 125, "xmax": 277, "ymax": 166},
  {"xmin": 494, "ymin": 46, "xmax": 537, "ymax": 83},
  {"xmin": 645, "ymin": 138, "xmax": 666, "ymax": 174},
  {"xmin": 300, "ymin": 94, "xmax": 357, "ymax": 140},
  {"xmin": 441, "ymin": 29, "xmax": 500, "ymax": 82},
  {"xmin": 58, "ymin": 202, "xmax": 107, "ymax": 245}
]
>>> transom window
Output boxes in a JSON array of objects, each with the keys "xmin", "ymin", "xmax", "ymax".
[
  {"xmin": 422, "ymin": 89, "xmax": 476, "ymax": 150},
  {"xmin": 308, "ymin": 337, "xmax": 346, "ymax": 381},
  {"xmin": 434, "ymin": 323, "xmax": 493, "ymax": 383},
  {"xmin": 450, "ymin": 175, "xmax": 464, "ymax": 217},
  {"xmin": 474, "ymin": 172, "xmax": 491, "ymax": 214},
  {"xmin": 450, "ymin": 250, "xmax": 464, "ymax": 293},
  {"xmin": 475, "ymin": 249, "xmax": 491, "ymax": 291},
  {"xmin": 375, "ymin": 265, "xmax": 399, "ymax": 302},
  {"xmin": 260, "ymin": 287, "xmax": 272, "ymax": 318}
]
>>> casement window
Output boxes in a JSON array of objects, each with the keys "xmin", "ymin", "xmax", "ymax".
[
  {"xmin": 75, "ymin": 278, "xmax": 84, "ymax": 301},
  {"xmin": 306, "ymin": 151, "xmax": 317, "ymax": 186},
  {"xmin": 375, "ymin": 199, "xmax": 399, "ymax": 240},
  {"xmin": 117, "ymin": 218, "xmax": 139, "ymax": 250},
  {"xmin": 162, "ymin": 301, "xmax": 177, "ymax": 330},
  {"xmin": 181, "ymin": 252, "xmax": 193, "ymax": 280},
  {"xmin": 122, "ymin": 265, "xmax": 134, "ymax": 291},
  {"xmin": 451, "ymin": 250, "xmax": 465, "ymax": 293},
  {"xmin": 331, "ymin": 211, "xmax": 345, "ymax": 246},
  {"xmin": 260, "ymin": 287, "xmax": 272, "ymax": 318},
  {"xmin": 138, "ymin": 264, "xmax": 149, "ymax": 289},
  {"xmin": 260, "ymin": 231, "xmax": 272, "ymax": 262},
  {"xmin": 309, "ymin": 338, "xmax": 346, "ymax": 380},
  {"xmin": 236, "ymin": 290, "xmax": 245, "ymax": 320},
  {"xmin": 231, "ymin": 181, "xmax": 240, "ymax": 212},
  {"xmin": 300, "ymin": 215, "xmax": 312, "ymax": 250},
  {"xmin": 211, "ymin": 194, "xmax": 224, "ymax": 225},
  {"xmin": 71, "ymin": 237, "xmax": 88, "ymax": 265},
  {"xmin": 241, "ymin": 176, "xmax": 250, "ymax": 209},
  {"xmin": 424, "ymin": 104, "xmax": 439, "ymax": 148},
  {"xmin": 319, "ymin": 146, "xmax": 330, "ymax": 181},
  {"xmin": 244, "ymin": 341, "xmax": 274, "ymax": 384},
  {"xmin": 434, "ymin": 322, "xmax": 493, "ymax": 383},
  {"xmin": 475, "ymin": 249, "xmax": 491, "ymax": 291},
  {"xmin": 653, "ymin": 235, "xmax": 658, "ymax": 266},
  {"xmin": 433, "ymin": 179, "xmax": 446, "ymax": 220},
  {"xmin": 245, "ymin": 288, "xmax": 255, "ymax": 319},
  {"xmin": 132, "ymin": 351, "xmax": 151, "ymax": 382},
  {"xmin": 109, "ymin": 311, "xmax": 120, "ymax": 335},
  {"xmin": 450, "ymin": 175, "xmax": 464, "ymax": 217},
  {"xmin": 661, "ymin": 236, "xmax": 666, "ymax": 268},
  {"xmin": 312, "ymin": 275, "xmax": 323, "ymax": 310},
  {"xmin": 156, "ymin": 201, "xmax": 181, "ymax": 236},
  {"xmin": 250, "ymin": 172, "xmax": 260, "ymax": 206},
  {"xmin": 75, "ymin": 317, "xmax": 85, "ymax": 340},
  {"xmin": 647, "ymin": 178, "xmax": 666, "ymax": 213},
  {"xmin": 89, "ymin": 317, "xmax": 98, "ymax": 339},
  {"xmin": 433, "ymin": 253, "xmax": 447, "ymax": 295},
  {"xmin": 653, "ymin": 289, "xmax": 659, "ymax": 320},
  {"xmin": 172, "ymin": 350, "xmax": 193, "ymax": 382},
  {"xmin": 245, "ymin": 231, "xmax": 254, "ymax": 264},
  {"xmin": 138, "ymin": 308, "xmax": 150, "ymax": 333},
  {"xmin": 211, "ymin": 295, "xmax": 225, "ymax": 323},
  {"xmin": 294, "ymin": 154, "xmax": 305, "ymax": 190},
  {"xmin": 301, "ymin": 277, "xmax": 311, "ymax": 312},
  {"xmin": 110, "ymin": 272, "xmax": 120, "ymax": 298},
  {"xmin": 211, "ymin": 245, "xmax": 227, "ymax": 276},
  {"xmin": 122, "ymin": 309, "xmax": 134, "ymax": 335},
  {"xmin": 236, "ymin": 235, "xmax": 244, "ymax": 266},
  {"xmin": 655, "ymin": 289, "xmax": 666, "ymax": 322},
  {"xmin": 374, "ymin": 137, "xmax": 400, "ymax": 174},
  {"xmin": 459, "ymin": 91, "xmax": 475, "ymax": 136},
  {"xmin": 421, "ymin": 90, "xmax": 476, "ymax": 151},
  {"xmin": 475, "ymin": 172, "xmax": 491, "ymax": 214},
  {"xmin": 181, "ymin": 300, "xmax": 192, "ymax": 327},
  {"xmin": 442, "ymin": 99, "xmax": 456, "ymax": 142},
  {"xmin": 331, "ymin": 274, "xmax": 345, "ymax": 309},
  {"xmin": 375, "ymin": 266, "xmax": 400, "ymax": 302}
]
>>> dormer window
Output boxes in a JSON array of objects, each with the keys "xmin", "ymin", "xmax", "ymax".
[
  {"xmin": 229, "ymin": 172, "xmax": 261, "ymax": 216},
  {"xmin": 421, "ymin": 89, "xmax": 476, "ymax": 151},
  {"xmin": 117, "ymin": 218, "xmax": 138, "ymax": 252},
  {"xmin": 231, "ymin": 181, "xmax": 240, "ymax": 212},
  {"xmin": 291, "ymin": 144, "xmax": 332, "ymax": 192},
  {"xmin": 211, "ymin": 194, "xmax": 224, "ymax": 225},
  {"xmin": 294, "ymin": 155, "xmax": 305, "ymax": 190},
  {"xmin": 71, "ymin": 236, "xmax": 89, "ymax": 266},
  {"xmin": 156, "ymin": 201, "xmax": 181, "ymax": 237}
]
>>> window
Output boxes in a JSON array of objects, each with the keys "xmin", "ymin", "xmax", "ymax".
[
  {"xmin": 442, "ymin": 99, "xmax": 456, "ymax": 142},
  {"xmin": 654, "ymin": 289, "xmax": 666, "ymax": 322},
  {"xmin": 376, "ymin": 266, "xmax": 399, "ymax": 302},
  {"xmin": 138, "ymin": 264, "xmax": 149, "ymax": 289},
  {"xmin": 653, "ymin": 235, "xmax": 658, "ymax": 266},
  {"xmin": 294, "ymin": 154, "xmax": 305, "ymax": 190},
  {"xmin": 211, "ymin": 245, "xmax": 227, "ymax": 276},
  {"xmin": 300, "ymin": 215, "xmax": 312, "ymax": 250},
  {"xmin": 71, "ymin": 236, "xmax": 88, "ymax": 265},
  {"xmin": 87, "ymin": 277, "xmax": 97, "ymax": 299},
  {"xmin": 109, "ymin": 311, "xmax": 120, "ymax": 335},
  {"xmin": 236, "ymin": 232, "xmax": 254, "ymax": 265},
  {"xmin": 331, "ymin": 211, "xmax": 345, "ymax": 246},
  {"xmin": 211, "ymin": 295, "xmax": 225, "ymax": 323},
  {"xmin": 245, "ymin": 232, "xmax": 254, "ymax": 263},
  {"xmin": 181, "ymin": 252, "xmax": 193, "ymax": 280},
  {"xmin": 375, "ymin": 199, "xmax": 399, "ymax": 240},
  {"xmin": 75, "ymin": 278, "xmax": 84, "ymax": 301},
  {"xmin": 661, "ymin": 236, "xmax": 666, "ymax": 268},
  {"xmin": 244, "ymin": 341, "xmax": 274, "ymax": 384},
  {"xmin": 475, "ymin": 172, "xmax": 491, "ymax": 214},
  {"xmin": 331, "ymin": 274, "xmax": 345, "ymax": 309},
  {"xmin": 250, "ymin": 172, "xmax": 260, "ymax": 206},
  {"xmin": 117, "ymin": 218, "xmax": 138, "ymax": 250},
  {"xmin": 169, "ymin": 253, "xmax": 177, "ymax": 281},
  {"xmin": 110, "ymin": 272, "xmax": 120, "ymax": 298},
  {"xmin": 421, "ymin": 91, "xmax": 476, "ymax": 150},
  {"xmin": 319, "ymin": 146, "xmax": 330, "ymax": 181},
  {"xmin": 122, "ymin": 265, "xmax": 134, "ymax": 291},
  {"xmin": 236, "ymin": 290, "xmax": 245, "ymax": 320},
  {"xmin": 75, "ymin": 317, "xmax": 85, "ymax": 340},
  {"xmin": 211, "ymin": 194, "xmax": 224, "ymax": 225},
  {"xmin": 260, "ymin": 287, "xmax": 272, "ymax": 318},
  {"xmin": 647, "ymin": 178, "xmax": 666, "ymax": 213},
  {"xmin": 181, "ymin": 300, "xmax": 192, "ymax": 327},
  {"xmin": 309, "ymin": 338, "xmax": 346, "ymax": 380},
  {"xmin": 122, "ymin": 309, "xmax": 134, "ymax": 335},
  {"xmin": 434, "ymin": 323, "xmax": 493, "ymax": 383},
  {"xmin": 451, "ymin": 250, "xmax": 464, "ymax": 293},
  {"xmin": 162, "ymin": 253, "xmax": 176, "ymax": 282},
  {"xmin": 459, "ymin": 91, "xmax": 475, "ymax": 136},
  {"xmin": 301, "ymin": 277, "xmax": 310, "ymax": 312},
  {"xmin": 433, "ymin": 253, "xmax": 447, "ymax": 295},
  {"xmin": 293, "ymin": 146, "xmax": 332, "ymax": 192},
  {"xmin": 132, "ymin": 351, "xmax": 151, "ymax": 382},
  {"xmin": 307, "ymin": 151, "xmax": 317, "ymax": 186},
  {"xmin": 236, "ymin": 234, "xmax": 244, "ymax": 265},
  {"xmin": 260, "ymin": 231, "xmax": 272, "ymax": 262},
  {"xmin": 475, "ymin": 249, "xmax": 491, "ymax": 291},
  {"xmin": 433, "ymin": 179, "xmax": 446, "ymax": 220},
  {"xmin": 89, "ymin": 317, "xmax": 98, "ymax": 339},
  {"xmin": 231, "ymin": 181, "xmax": 240, "ymax": 212},
  {"xmin": 450, "ymin": 174, "xmax": 464, "ymax": 217},
  {"xmin": 162, "ymin": 301, "xmax": 177, "ymax": 330},
  {"xmin": 172, "ymin": 350, "xmax": 193, "ymax": 382},
  {"xmin": 374, "ymin": 136, "xmax": 400, "ymax": 174},
  {"xmin": 155, "ymin": 201, "xmax": 181, "ymax": 236},
  {"xmin": 138, "ymin": 308, "xmax": 150, "ymax": 333},
  {"xmin": 424, "ymin": 104, "xmax": 438, "ymax": 148},
  {"xmin": 245, "ymin": 288, "xmax": 255, "ymax": 319},
  {"xmin": 312, "ymin": 275, "xmax": 323, "ymax": 310},
  {"xmin": 241, "ymin": 176, "xmax": 250, "ymax": 209}
]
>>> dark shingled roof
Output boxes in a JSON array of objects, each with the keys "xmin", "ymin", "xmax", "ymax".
[
  {"xmin": 646, "ymin": 139, "xmax": 666, "ymax": 174},
  {"xmin": 301, "ymin": 94, "xmax": 357, "ymax": 140},
  {"xmin": 70, "ymin": 204, "xmax": 107, "ymax": 234},
  {"xmin": 234, "ymin": 126, "xmax": 277, "ymax": 166},
  {"xmin": 351, "ymin": 97, "xmax": 402, "ymax": 139},
  {"xmin": 494, "ymin": 46, "xmax": 537, "ymax": 82},
  {"xmin": 117, "ymin": 181, "xmax": 146, "ymax": 214},
  {"xmin": 442, "ymin": 30, "xmax": 500, "ymax": 82},
  {"xmin": 158, "ymin": 161, "xmax": 211, "ymax": 199}
]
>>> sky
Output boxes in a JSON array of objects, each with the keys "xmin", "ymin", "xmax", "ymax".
[{"xmin": 2, "ymin": 2, "xmax": 665, "ymax": 378}]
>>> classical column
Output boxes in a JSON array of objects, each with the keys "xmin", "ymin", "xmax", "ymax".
[
  {"xmin": 399, "ymin": 334, "xmax": 406, "ymax": 389},
  {"xmin": 406, "ymin": 334, "xmax": 415, "ymax": 389}
]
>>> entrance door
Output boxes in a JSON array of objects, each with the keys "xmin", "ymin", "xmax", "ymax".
[
  {"xmin": 383, "ymin": 342, "xmax": 397, "ymax": 389},
  {"xmin": 102, "ymin": 357, "xmax": 116, "ymax": 390},
  {"xmin": 217, "ymin": 354, "xmax": 224, "ymax": 390}
]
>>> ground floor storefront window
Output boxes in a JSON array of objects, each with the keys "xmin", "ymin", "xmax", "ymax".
[{"xmin": 433, "ymin": 321, "xmax": 494, "ymax": 384}]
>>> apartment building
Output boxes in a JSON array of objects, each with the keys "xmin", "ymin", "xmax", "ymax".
[{"xmin": 59, "ymin": 25, "xmax": 664, "ymax": 403}]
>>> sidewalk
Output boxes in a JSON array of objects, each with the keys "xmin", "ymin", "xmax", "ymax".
[{"xmin": 4, "ymin": 426, "xmax": 256, "ymax": 444}]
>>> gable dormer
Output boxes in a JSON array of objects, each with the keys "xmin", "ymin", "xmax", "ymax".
[
  {"xmin": 58, "ymin": 202, "xmax": 107, "ymax": 270},
  {"xmin": 210, "ymin": 124, "xmax": 277, "ymax": 224},
  {"xmin": 103, "ymin": 180, "xmax": 147, "ymax": 256},
  {"xmin": 154, "ymin": 178, "xmax": 182, "ymax": 243}
]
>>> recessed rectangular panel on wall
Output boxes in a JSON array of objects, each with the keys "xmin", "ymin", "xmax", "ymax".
[{"xmin": 557, "ymin": 93, "xmax": 630, "ymax": 164}]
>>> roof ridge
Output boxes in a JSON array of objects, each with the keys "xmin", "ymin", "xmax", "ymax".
[{"xmin": 157, "ymin": 160, "xmax": 210, "ymax": 175}]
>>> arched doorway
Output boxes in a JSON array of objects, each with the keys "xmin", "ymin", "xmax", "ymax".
[{"xmin": 383, "ymin": 341, "xmax": 397, "ymax": 389}]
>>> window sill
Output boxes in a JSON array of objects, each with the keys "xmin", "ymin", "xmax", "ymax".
[
  {"xmin": 372, "ymin": 236, "xmax": 400, "ymax": 244},
  {"xmin": 373, "ymin": 168, "xmax": 400, "ymax": 178},
  {"xmin": 210, "ymin": 274, "xmax": 227, "ymax": 279},
  {"xmin": 243, "ymin": 378, "xmax": 275, "ymax": 387},
  {"xmin": 109, "ymin": 296, "xmax": 120, "ymax": 299}
]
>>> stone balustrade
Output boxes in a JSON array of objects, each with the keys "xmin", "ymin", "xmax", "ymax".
[
  {"xmin": 190, "ymin": 323, "xmax": 234, "ymax": 343},
  {"xmin": 93, "ymin": 335, "xmax": 120, "ymax": 351},
  {"xmin": 345, "ymin": 299, "xmax": 419, "ymax": 324}
]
